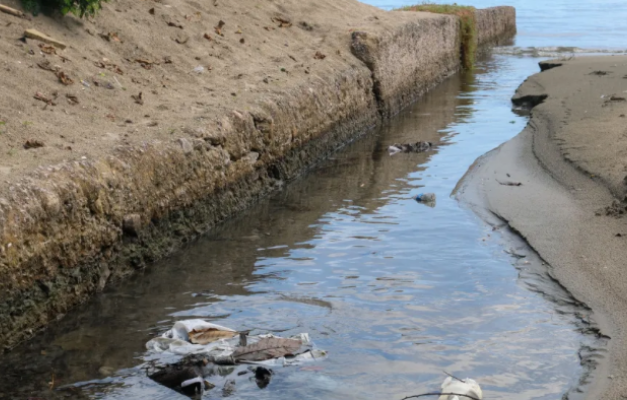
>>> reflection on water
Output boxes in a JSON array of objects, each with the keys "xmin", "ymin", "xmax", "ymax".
[{"xmin": 0, "ymin": 55, "xmax": 602, "ymax": 399}]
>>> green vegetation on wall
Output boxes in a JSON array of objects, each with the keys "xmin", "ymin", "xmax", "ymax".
[
  {"xmin": 21, "ymin": 0, "xmax": 108, "ymax": 18},
  {"xmin": 400, "ymin": 3, "xmax": 477, "ymax": 69}
]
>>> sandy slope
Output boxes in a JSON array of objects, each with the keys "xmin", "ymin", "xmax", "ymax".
[
  {"xmin": 457, "ymin": 56, "xmax": 627, "ymax": 399},
  {"xmin": 0, "ymin": 0, "xmax": 425, "ymax": 183}
]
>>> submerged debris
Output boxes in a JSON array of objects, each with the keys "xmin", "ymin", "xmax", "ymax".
[
  {"xmin": 415, "ymin": 192, "xmax": 436, "ymax": 208},
  {"xmin": 388, "ymin": 141, "xmax": 432, "ymax": 155},
  {"xmin": 145, "ymin": 320, "xmax": 327, "ymax": 398}
]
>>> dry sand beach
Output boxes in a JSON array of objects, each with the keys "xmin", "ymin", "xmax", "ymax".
[{"xmin": 456, "ymin": 56, "xmax": 627, "ymax": 399}]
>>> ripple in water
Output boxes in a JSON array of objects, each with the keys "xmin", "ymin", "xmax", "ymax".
[{"xmin": 0, "ymin": 55, "xmax": 607, "ymax": 400}]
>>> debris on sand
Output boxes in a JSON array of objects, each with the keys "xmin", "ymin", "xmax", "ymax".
[
  {"xmin": 215, "ymin": 20, "xmax": 226, "ymax": 36},
  {"xmin": 602, "ymin": 94, "xmax": 627, "ymax": 107},
  {"xmin": 131, "ymin": 92, "xmax": 144, "ymax": 105},
  {"xmin": 66, "ymin": 94, "xmax": 79, "ymax": 105},
  {"xmin": 496, "ymin": 179, "xmax": 522, "ymax": 187},
  {"xmin": 38, "ymin": 44, "xmax": 56, "ymax": 55},
  {"xmin": 0, "ymin": 4, "xmax": 30, "ymax": 20},
  {"xmin": 94, "ymin": 59, "xmax": 124, "ymax": 75},
  {"xmin": 100, "ymin": 31, "xmax": 122, "ymax": 43},
  {"xmin": 56, "ymin": 71, "xmax": 74, "ymax": 85},
  {"xmin": 589, "ymin": 70, "xmax": 611, "ymax": 76},
  {"xmin": 37, "ymin": 60, "xmax": 58, "ymax": 72},
  {"xmin": 34, "ymin": 91, "xmax": 56, "ymax": 106},
  {"xmin": 135, "ymin": 58, "xmax": 156, "ymax": 70},
  {"xmin": 596, "ymin": 199, "xmax": 627, "ymax": 218},
  {"xmin": 24, "ymin": 139, "xmax": 44, "ymax": 149},
  {"xmin": 272, "ymin": 16, "xmax": 292, "ymax": 28},
  {"xmin": 25, "ymin": 29, "xmax": 67, "ymax": 49}
]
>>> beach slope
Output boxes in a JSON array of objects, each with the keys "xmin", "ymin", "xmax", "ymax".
[{"xmin": 457, "ymin": 56, "xmax": 627, "ymax": 399}]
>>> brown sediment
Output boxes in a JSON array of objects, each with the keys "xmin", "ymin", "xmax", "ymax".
[
  {"xmin": 456, "ymin": 56, "xmax": 627, "ymax": 399},
  {"xmin": 0, "ymin": 0, "xmax": 515, "ymax": 350}
]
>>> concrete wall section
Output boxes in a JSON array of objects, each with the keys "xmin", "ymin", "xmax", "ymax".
[
  {"xmin": 475, "ymin": 6, "xmax": 517, "ymax": 46},
  {"xmin": 351, "ymin": 13, "xmax": 461, "ymax": 119},
  {"xmin": 0, "ymin": 66, "xmax": 378, "ymax": 350}
]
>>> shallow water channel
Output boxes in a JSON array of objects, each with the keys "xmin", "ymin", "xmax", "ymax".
[{"xmin": 0, "ymin": 52, "xmax": 607, "ymax": 399}]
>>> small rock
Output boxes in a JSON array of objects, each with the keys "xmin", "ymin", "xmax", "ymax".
[
  {"xmin": 243, "ymin": 151, "xmax": 259, "ymax": 165},
  {"xmin": 178, "ymin": 138, "xmax": 194, "ymax": 154},
  {"xmin": 40, "ymin": 191, "xmax": 61, "ymax": 215}
]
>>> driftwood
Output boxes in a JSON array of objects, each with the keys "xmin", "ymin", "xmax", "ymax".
[
  {"xmin": 24, "ymin": 29, "xmax": 67, "ymax": 49},
  {"xmin": 0, "ymin": 4, "xmax": 30, "ymax": 19}
]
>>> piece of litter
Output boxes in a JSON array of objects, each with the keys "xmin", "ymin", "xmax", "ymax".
[
  {"xmin": 415, "ymin": 193, "xmax": 436, "ymax": 203},
  {"xmin": 145, "ymin": 319, "xmax": 326, "ymax": 397},
  {"xmin": 24, "ymin": 29, "xmax": 67, "ymax": 49}
]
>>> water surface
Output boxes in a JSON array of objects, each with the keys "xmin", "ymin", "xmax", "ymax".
[
  {"xmin": 0, "ymin": 55, "xmax": 600, "ymax": 400},
  {"xmin": 1, "ymin": 1, "xmax": 619, "ymax": 398}
]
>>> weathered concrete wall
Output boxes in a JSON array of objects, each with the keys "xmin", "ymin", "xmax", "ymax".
[
  {"xmin": 475, "ymin": 6, "xmax": 517, "ymax": 46},
  {"xmin": 351, "ymin": 13, "xmax": 460, "ymax": 119},
  {"xmin": 351, "ymin": 6, "xmax": 517, "ymax": 118},
  {"xmin": 0, "ymin": 66, "xmax": 378, "ymax": 350},
  {"xmin": 0, "ymin": 6, "xmax": 516, "ymax": 350}
]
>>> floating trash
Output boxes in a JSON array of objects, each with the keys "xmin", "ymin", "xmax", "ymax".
[{"xmin": 144, "ymin": 319, "xmax": 327, "ymax": 397}]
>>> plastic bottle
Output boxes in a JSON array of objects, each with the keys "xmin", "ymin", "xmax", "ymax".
[{"xmin": 415, "ymin": 193, "xmax": 436, "ymax": 203}]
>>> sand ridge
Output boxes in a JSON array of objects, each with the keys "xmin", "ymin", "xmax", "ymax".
[{"xmin": 457, "ymin": 56, "xmax": 627, "ymax": 399}]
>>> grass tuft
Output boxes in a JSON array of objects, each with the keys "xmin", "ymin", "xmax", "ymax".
[
  {"xmin": 20, "ymin": 0, "xmax": 108, "ymax": 18},
  {"xmin": 399, "ymin": 3, "xmax": 477, "ymax": 69}
]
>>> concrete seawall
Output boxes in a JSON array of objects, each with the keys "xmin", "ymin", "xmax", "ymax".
[{"xmin": 0, "ymin": 2, "xmax": 515, "ymax": 350}]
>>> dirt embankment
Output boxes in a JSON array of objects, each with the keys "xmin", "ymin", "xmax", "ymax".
[
  {"xmin": 456, "ymin": 56, "xmax": 627, "ymax": 399},
  {"xmin": 0, "ymin": 0, "xmax": 515, "ymax": 350}
]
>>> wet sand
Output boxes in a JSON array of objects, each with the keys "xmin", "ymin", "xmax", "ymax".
[{"xmin": 456, "ymin": 56, "xmax": 627, "ymax": 399}]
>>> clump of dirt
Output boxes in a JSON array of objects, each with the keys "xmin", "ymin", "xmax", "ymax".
[{"xmin": 596, "ymin": 199, "xmax": 627, "ymax": 217}]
